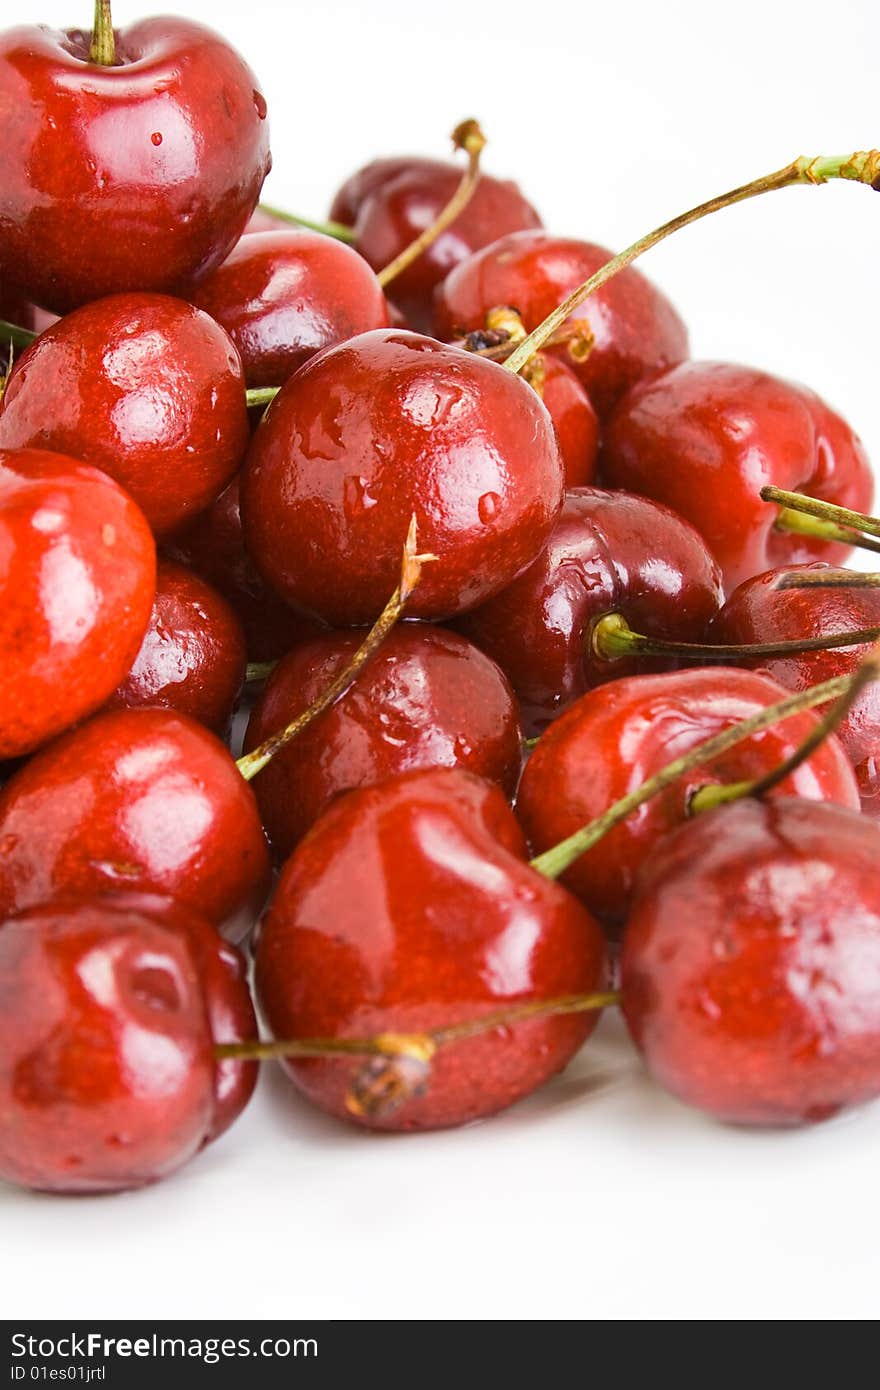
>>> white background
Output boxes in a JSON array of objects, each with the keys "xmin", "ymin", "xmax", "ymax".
[{"xmin": 3, "ymin": 0, "xmax": 880, "ymax": 1322}]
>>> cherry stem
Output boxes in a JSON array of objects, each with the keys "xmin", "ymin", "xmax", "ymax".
[
  {"xmin": 591, "ymin": 610, "xmax": 880, "ymax": 662},
  {"xmin": 0, "ymin": 319, "xmax": 36, "ymax": 351},
  {"xmin": 235, "ymin": 516, "xmax": 435, "ymax": 781},
  {"xmin": 256, "ymin": 203, "xmax": 356, "ymax": 244},
  {"xmin": 89, "ymin": 0, "xmax": 115, "ymax": 66},
  {"xmin": 245, "ymin": 661, "xmax": 276, "ymax": 684},
  {"xmin": 245, "ymin": 387, "xmax": 280, "ymax": 409},
  {"xmin": 530, "ymin": 670, "xmax": 869, "ymax": 880},
  {"xmin": 376, "ymin": 120, "xmax": 486, "ymax": 289},
  {"xmin": 776, "ymin": 569, "xmax": 880, "ymax": 591},
  {"xmin": 462, "ymin": 311, "xmax": 594, "ymax": 366},
  {"xmin": 504, "ymin": 151, "xmax": 880, "ymax": 375},
  {"xmin": 762, "ymin": 486, "xmax": 880, "ymax": 555}
]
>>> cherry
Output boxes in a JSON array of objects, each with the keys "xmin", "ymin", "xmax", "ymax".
[
  {"xmin": 434, "ymin": 231, "xmax": 689, "ymax": 417},
  {"xmin": 164, "ymin": 473, "xmax": 326, "ymax": 662},
  {"xmin": 243, "ymin": 623, "xmax": 523, "ymax": 859},
  {"xmin": 600, "ymin": 363, "xmax": 874, "ymax": 592},
  {"xmin": 106, "ymin": 559, "xmax": 247, "ymax": 736},
  {"xmin": 188, "ymin": 230, "xmax": 390, "ymax": 389},
  {"xmin": 255, "ymin": 767, "xmax": 607, "ymax": 1131},
  {"xmin": 0, "ymin": 708, "xmax": 270, "ymax": 941},
  {"xmin": 518, "ymin": 666, "xmax": 860, "ymax": 928},
  {"xmin": 621, "ymin": 797, "xmax": 880, "ymax": 1126},
  {"xmin": 0, "ymin": 9, "xmax": 270, "ymax": 314},
  {"xmin": 0, "ymin": 447, "xmax": 156, "ymax": 760},
  {"xmin": 457, "ymin": 487, "xmax": 723, "ymax": 736},
  {"xmin": 0, "ymin": 292, "xmax": 250, "ymax": 537},
  {"xmin": 328, "ymin": 155, "xmax": 542, "ymax": 332},
  {"xmin": 527, "ymin": 355, "xmax": 598, "ymax": 488},
  {"xmin": 241, "ymin": 329, "xmax": 564, "ymax": 625}
]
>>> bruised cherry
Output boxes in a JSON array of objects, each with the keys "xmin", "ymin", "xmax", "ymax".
[
  {"xmin": 243, "ymin": 623, "xmax": 523, "ymax": 859},
  {"xmin": 0, "ymin": 293, "xmax": 250, "ymax": 537},
  {"xmin": 256, "ymin": 768, "xmax": 607, "ymax": 1131},
  {"xmin": 0, "ymin": 447, "xmax": 155, "ymax": 759}
]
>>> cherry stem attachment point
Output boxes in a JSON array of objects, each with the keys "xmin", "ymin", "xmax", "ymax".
[
  {"xmin": 590, "ymin": 610, "xmax": 880, "ymax": 663},
  {"xmin": 256, "ymin": 204, "xmax": 356, "ymax": 244},
  {"xmin": 89, "ymin": 0, "xmax": 115, "ymax": 66},
  {"xmin": 0, "ymin": 319, "xmax": 37, "ymax": 351},
  {"xmin": 235, "ymin": 516, "xmax": 435, "ymax": 781},
  {"xmin": 504, "ymin": 151, "xmax": 880, "ymax": 376},
  {"xmin": 377, "ymin": 119, "xmax": 486, "ymax": 290}
]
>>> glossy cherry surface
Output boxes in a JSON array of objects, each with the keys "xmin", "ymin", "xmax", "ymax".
[
  {"xmin": 330, "ymin": 156, "xmax": 542, "ymax": 332},
  {"xmin": 0, "ymin": 709, "xmax": 270, "ymax": 941},
  {"xmin": 600, "ymin": 362, "xmax": 874, "ymax": 593},
  {"xmin": 533, "ymin": 355, "xmax": 599, "ymax": 488},
  {"xmin": 434, "ymin": 231, "xmax": 689, "ymax": 417},
  {"xmin": 241, "ymin": 329, "xmax": 564, "ymax": 625},
  {"xmin": 0, "ymin": 293, "xmax": 250, "ymax": 537},
  {"xmin": 243, "ymin": 623, "xmax": 523, "ymax": 859},
  {"xmin": 622, "ymin": 797, "xmax": 880, "ymax": 1125},
  {"xmin": 189, "ymin": 230, "xmax": 389, "ymax": 388},
  {"xmin": 256, "ymin": 767, "xmax": 607, "ymax": 1131},
  {"xmin": 0, "ymin": 447, "xmax": 156, "ymax": 759},
  {"xmin": 457, "ymin": 487, "xmax": 723, "ymax": 736},
  {"xmin": 518, "ymin": 667, "xmax": 860, "ymax": 927},
  {"xmin": 0, "ymin": 18, "xmax": 270, "ymax": 313}
]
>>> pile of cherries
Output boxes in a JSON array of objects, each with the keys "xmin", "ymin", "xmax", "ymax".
[{"xmin": 3, "ymin": 4, "xmax": 880, "ymax": 1197}]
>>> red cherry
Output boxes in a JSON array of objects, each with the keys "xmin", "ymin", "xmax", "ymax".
[
  {"xmin": 241, "ymin": 329, "xmax": 564, "ymax": 625},
  {"xmin": 164, "ymin": 473, "xmax": 325, "ymax": 661},
  {"xmin": 434, "ymin": 231, "xmax": 689, "ymax": 417},
  {"xmin": 329, "ymin": 157, "xmax": 542, "ymax": 332},
  {"xmin": 0, "ymin": 17, "xmax": 270, "ymax": 314},
  {"xmin": 600, "ymin": 362, "xmax": 874, "ymax": 593},
  {"xmin": 106, "ymin": 559, "xmax": 247, "ymax": 735},
  {"xmin": 255, "ymin": 768, "xmax": 607, "ymax": 1131},
  {"xmin": 0, "ymin": 447, "xmax": 156, "ymax": 759},
  {"xmin": 188, "ymin": 231, "xmax": 390, "ymax": 389},
  {"xmin": 243, "ymin": 623, "xmax": 523, "ymax": 858},
  {"xmin": 0, "ymin": 900, "xmax": 215, "ymax": 1192},
  {"xmin": 621, "ymin": 797, "xmax": 880, "ymax": 1125},
  {"xmin": 518, "ymin": 667, "xmax": 860, "ymax": 928},
  {"xmin": 0, "ymin": 293, "xmax": 250, "ymax": 537},
  {"xmin": 533, "ymin": 355, "xmax": 599, "ymax": 488},
  {"xmin": 0, "ymin": 709, "xmax": 270, "ymax": 941},
  {"xmin": 457, "ymin": 487, "xmax": 723, "ymax": 736}
]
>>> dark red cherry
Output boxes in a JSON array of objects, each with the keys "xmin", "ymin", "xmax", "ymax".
[
  {"xmin": 0, "ymin": 17, "xmax": 270, "ymax": 313},
  {"xmin": 517, "ymin": 667, "xmax": 859, "ymax": 928},
  {"xmin": 188, "ymin": 231, "xmax": 390, "ymax": 389},
  {"xmin": 164, "ymin": 473, "xmax": 325, "ymax": 662},
  {"xmin": 243, "ymin": 623, "xmax": 523, "ymax": 859},
  {"xmin": 457, "ymin": 487, "xmax": 723, "ymax": 736},
  {"xmin": 0, "ymin": 709, "xmax": 270, "ymax": 941},
  {"xmin": 0, "ymin": 900, "xmax": 215, "ymax": 1192},
  {"xmin": 329, "ymin": 157, "xmax": 542, "ymax": 332},
  {"xmin": 106, "ymin": 559, "xmax": 247, "ymax": 735},
  {"xmin": 533, "ymin": 355, "xmax": 599, "ymax": 488},
  {"xmin": 622, "ymin": 797, "xmax": 880, "ymax": 1125},
  {"xmin": 0, "ymin": 448, "xmax": 156, "ymax": 759},
  {"xmin": 0, "ymin": 293, "xmax": 250, "ymax": 537},
  {"xmin": 241, "ymin": 329, "xmax": 564, "ymax": 625},
  {"xmin": 434, "ymin": 231, "xmax": 689, "ymax": 417},
  {"xmin": 600, "ymin": 362, "xmax": 874, "ymax": 593},
  {"xmin": 255, "ymin": 768, "xmax": 607, "ymax": 1131}
]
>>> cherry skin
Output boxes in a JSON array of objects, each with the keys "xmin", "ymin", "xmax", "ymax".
[
  {"xmin": 0, "ymin": 293, "xmax": 250, "ymax": 537},
  {"xmin": 600, "ymin": 362, "xmax": 874, "ymax": 593},
  {"xmin": 517, "ymin": 666, "xmax": 860, "ymax": 929},
  {"xmin": 164, "ymin": 473, "xmax": 325, "ymax": 662},
  {"xmin": 0, "ymin": 448, "xmax": 156, "ymax": 760},
  {"xmin": 255, "ymin": 767, "xmax": 607, "ymax": 1131},
  {"xmin": 241, "ymin": 329, "xmax": 564, "ymax": 625},
  {"xmin": 243, "ymin": 623, "xmax": 524, "ymax": 860},
  {"xmin": 329, "ymin": 156, "xmax": 542, "ymax": 333},
  {"xmin": 533, "ymin": 355, "xmax": 599, "ymax": 488},
  {"xmin": 0, "ymin": 18, "xmax": 270, "ymax": 314},
  {"xmin": 106, "ymin": 559, "xmax": 247, "ymax": 736},
  {"xmin": 0, "ymin": 899, "xmax": 215, "ymax": 1193},
  {"xmin": 0, "ymin": 708, "xmax": 270, "ymax": 942},
  {"xmin": 188, "ymin": 230, "xmax": 390, "ymax": 389},
  {"xmin": 434, "ymin": 231, "xmax": 689, "ymax": 417},
  {"xmin": 457, "ymin": 487, "xmax": 723, "ymax": 737},
  {"xmin": 710, "ymin": 563, "xmax": 880, "ymax": 810},
  {"xmin": 622, "ymin": 797, "xmax": 880, "ymax": 1126}
]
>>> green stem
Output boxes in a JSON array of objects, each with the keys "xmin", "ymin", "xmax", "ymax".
[
  {"xmin": 89, "ymin": 0, "xmax": 115, "ymax": 66},
  {"xmin": 773, "ymin": 507, "xmax": 880, "ymax": 557},
  {"xmin": 245, "ymin": 661, "xmax": 277, "ymax": 684},
  {"xmin": 504, "ymin": 151, "xmax": 880, "ymax": 376},
  {"xmin": 0, "ymin": 319, "xmax": 37, "ymax": 351},
  {"xmin": 776, "ymin": 570, "xmax": 880, "ymax": 591},
  {"xmin": 257, "ymin": 203, "xmax": 356, "ymax": 244},
  {"xmin": 245, "ymin": 387, "xmax": 280, "ymax": 409},
  {"xmin": 591, "ymin": 611, "xmax": 880, "ymax": 662},
  {"xmin": 763, "ymin": 485, "xmax": 880, "ymax": 541}
]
